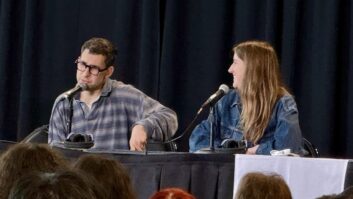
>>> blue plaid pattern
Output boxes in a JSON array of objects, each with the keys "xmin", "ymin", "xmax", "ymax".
[{"xmin": 49, "ymin": 79, "xmax": 178, "ymax": 150}]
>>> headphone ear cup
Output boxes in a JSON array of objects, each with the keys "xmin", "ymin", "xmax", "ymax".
[
  {"xmin": 221, "ymin": 139, "xmax": 237, "ymax": 148},
  {"xmin": 220, "ymin": 139, "xmax": 229, "ymax": 148},
  {"xmin": 215, "ymin": 139, "xmax": 247, "ymax": 154},
  {"xmin": 67, "ymin": 134, "xmax": 76, "ymax": 142},
  {"xmin": 67, "ymin": 134, "xmax": 88, "ymax": 142},
  {"xmin": 64, "ymin": 134, "xmax": 94, "ymax": 149},
  {"xmin": 73, "ymin": 134, "xmax": 84, "ymax": 142},
  {"xmin": 83, "ymin": 134, "xmax": 92, "ymax": 142}
]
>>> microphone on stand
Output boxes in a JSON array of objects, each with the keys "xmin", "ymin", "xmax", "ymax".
[
  {"xmin": 197, "ymin": 84, "xmax": 229, "ymax": 114},
  {"xmin": 63, "ymin": 83, "xmax": 88, "ymax": 99},
  {"xmin": 63, "ymin": 83, "xmax": 88, "ymax": 139},
  {"xmin": 163, "ymin": 84, "xmax": 230, "ymax": 150}
]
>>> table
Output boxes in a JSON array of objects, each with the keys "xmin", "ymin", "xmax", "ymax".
[
  {"xmin": 56, "ymin": 148, "xmax": 235, "ymax": 199},
  {"xmin": 234, "ymin": 154, "xmax": 353, "ymax": 199},
  {"xmin": 1, "ymin": 141, "xmax": 353, "ymax": 199}
]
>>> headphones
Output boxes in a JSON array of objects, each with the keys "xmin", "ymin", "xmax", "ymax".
[
  {"xmin": 64, "ymin": 133, "xmax": 94, "ymax": 149},
  {"xmin": 220, "ymin": 139, "xmax": 239, "ymax": 148},
  {"xmin": 214, "ymin": 138, "xmax": 247, "ymax": 154}
]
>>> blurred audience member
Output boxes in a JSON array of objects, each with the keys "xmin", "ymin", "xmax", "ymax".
[
  {"xmin": 149, "ymin": 187, "xmax": 196, "ymax": 199},
  {"xmin": 74, "ymin": 154, "xmax": 136, "ymax": 199},
  {"xmin": 8, "ymin": 170, "xmax": 104, "ymax": 199},
  {"xmin": 0, "ymin": 143, "xmax": 68, "ymax": 198},
  {"xmin": 316, "ymin": 186, "xmax": 353, "ymax": 199},
  {"xmin": 235, "ymin": 172, "xmax": 292, "ymax": 199}
]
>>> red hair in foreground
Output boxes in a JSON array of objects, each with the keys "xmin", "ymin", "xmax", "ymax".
[{"xmin": 150, "ymin": 188, "xmax": 196, "ymax": 199}]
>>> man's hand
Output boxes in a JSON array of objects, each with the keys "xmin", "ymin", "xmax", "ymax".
[
  {"xmin": 129, "ymin": 125, "xmax": 148, "ymax": 151},
  {"xmin": 246, "ymin": 145, "xmax": 259, "ymax": 155}
]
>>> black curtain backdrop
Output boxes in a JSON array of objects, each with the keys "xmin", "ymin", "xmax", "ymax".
[{"xmin": 0, "ymin": 0, "xmax": 352, "ymax": 158}]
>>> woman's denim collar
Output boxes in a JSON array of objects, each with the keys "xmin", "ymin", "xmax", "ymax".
[{"xmin": 230, "ymin": 90, "xmax": 241, "ymax": 107}]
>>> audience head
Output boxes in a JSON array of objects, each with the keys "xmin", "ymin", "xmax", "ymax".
[
  {"xmin": 336, "ymin": 186, "xmax": 353, "ymax": 199},
  {"xmin": 317, "ymin": 195, "xmax": 337, "ymax": 199},
  {"xmin": 149, "ymin": 187, "xmax": 196, "ymax": 199},
  {"xmin": 316, "ymin": 186, "xmax": 353, "ymax": 199},
  {"xmin": 0, "ymin": 143, "xmax": 69, "ymax": 198},
  {"xmin": 235, "ymin": 172, "xmax": 292, "ymax": 199},
  {"xmin": 8, "ymin": 170, "xmax": 102, "ymax": 199},
  {"xmin": 74, "ymin": 154, "xmax": 136, "ymax": 199}
]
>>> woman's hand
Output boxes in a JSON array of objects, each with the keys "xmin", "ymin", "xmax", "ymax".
[{"xmin": 246, "ymin": 145, "xmax": 259, "ymax": 155}]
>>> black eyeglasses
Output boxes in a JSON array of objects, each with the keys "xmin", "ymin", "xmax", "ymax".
[{"xmin": 75, "ymin": 59, "xmax": 109, "ymax": 76}]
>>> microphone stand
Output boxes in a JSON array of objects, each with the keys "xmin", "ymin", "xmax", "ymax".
[
  {"xmin": 66, "ymin": 97, "xmax": 74, "ymax": 135},
  {"xmin": 163, "ymin": 101, "xmax": 217, "ymax": 151},
  {"xmin": 196, "ymin": 105, "xmax": 217, "ymax": 153},
  {"xmin": 163, "ymin": 108, "xmax": 204, "ymax": 151},
  {"xmin": 162, "ymin": 85, "xmax": 229, "ymax": 151},
  {"xmin": 209, "ymin": 106, "xmax": 215, "ymax": 151}
]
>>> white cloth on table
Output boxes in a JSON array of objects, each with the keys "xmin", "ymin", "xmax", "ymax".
[{"xmin": 234, "ymin": 154, "xmax": 349, "ymax": 199}]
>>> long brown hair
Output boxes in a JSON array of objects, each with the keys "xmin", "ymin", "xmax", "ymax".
[
  {"xmin": 0, "ymin": 143, "xmax": 69, "ymax": 198},
  {"xmin": 235, "ymin": 172, "xmax": 292, "ymax": 199},
  {"xmin": 74, "ymin": 154, "xmax": 136, "ymax": 199},
  {"xmin": 233, "ymin": 41, "xmax": 288, "ymax": 144},
  {"xmin": 8, "ymin": 170, "xmax": 102, "ymax": 199}
]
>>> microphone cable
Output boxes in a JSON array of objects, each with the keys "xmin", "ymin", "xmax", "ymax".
[
  {"xmin": 150, "ymin": 84, "xmax": 229, "ymax": 151},
  {"xmin": 163, "ymin": 107, "xmax": 205, "ymax": 145}
]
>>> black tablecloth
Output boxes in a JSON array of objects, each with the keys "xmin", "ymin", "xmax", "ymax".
[
  {"xmin": 1, "ymin": 141, "xmax": 353, "ymax": 199},
  {"xmin": 56, "ymin": 148, "xmax": 235, "ymax": 199}
]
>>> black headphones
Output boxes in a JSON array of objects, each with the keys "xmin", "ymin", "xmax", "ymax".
[
  {"xmin": 64, "ymin": 133, "xmax": 94, "ymax": 149},
  {"xmin": 220, "ymin": 139, "xmax": 239, "ymax": 148},
  {"xmin": 214, "ymin": 138, "xmax": 247, "ymax": 154}
]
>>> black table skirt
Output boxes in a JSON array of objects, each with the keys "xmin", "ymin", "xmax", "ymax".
[
  {"xmin": 56, "ymin": 148, "xmax": 236, "ymax": 199},
  {"xmin": 1, "ymin": 141, "xmax": 352, "ymax": 199}
]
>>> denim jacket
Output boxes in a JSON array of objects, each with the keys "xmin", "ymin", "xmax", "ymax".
[{"xmin": 189, "ymin": 90, "xmax": 304, "ymax": 155}]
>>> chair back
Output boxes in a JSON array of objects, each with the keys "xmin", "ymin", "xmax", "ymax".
[
  {"xmin": 303, "ymin": 137, "xmax": 319, "ymax": 157},
  {"xmin": 21, "ymin": 124, "xmax": 49, "ymax": 143}
]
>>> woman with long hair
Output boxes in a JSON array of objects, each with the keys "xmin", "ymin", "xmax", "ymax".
[{"xmin": 189, "ymin": 40, "xmax": 303, "ymax": 155}]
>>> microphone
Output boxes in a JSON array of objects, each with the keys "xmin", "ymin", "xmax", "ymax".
[
  {"xmin": 198, "ymin": 84, "xmax": 229, "ymax": 114},
  {"xmin": 165, "ymin": 84, "xmax": 230, "ymax": 146},
  {"xmin": 201, "ymin": 84, "xmax": 229, "ymax": 108},
  {"xmin": 63, "ymin": 83, "xmax": 88, "ymax": 98}
]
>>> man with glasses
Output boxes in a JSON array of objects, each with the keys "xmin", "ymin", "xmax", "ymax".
[{"xmin": 48, "ymin": 37, "xmax": 178, "ymax": 151}]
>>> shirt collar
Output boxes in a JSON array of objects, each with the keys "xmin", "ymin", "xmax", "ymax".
[
  {"xmin": 73, "ymin": 78, "xmax": 113, "ymax": 102},
  {"xmin": 230, "ymin": 90, "xmax": 241, "ymax": 107},
  {"xmin": 100, "ymin": 78, "xmax": 113, "ymax": 96}
]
